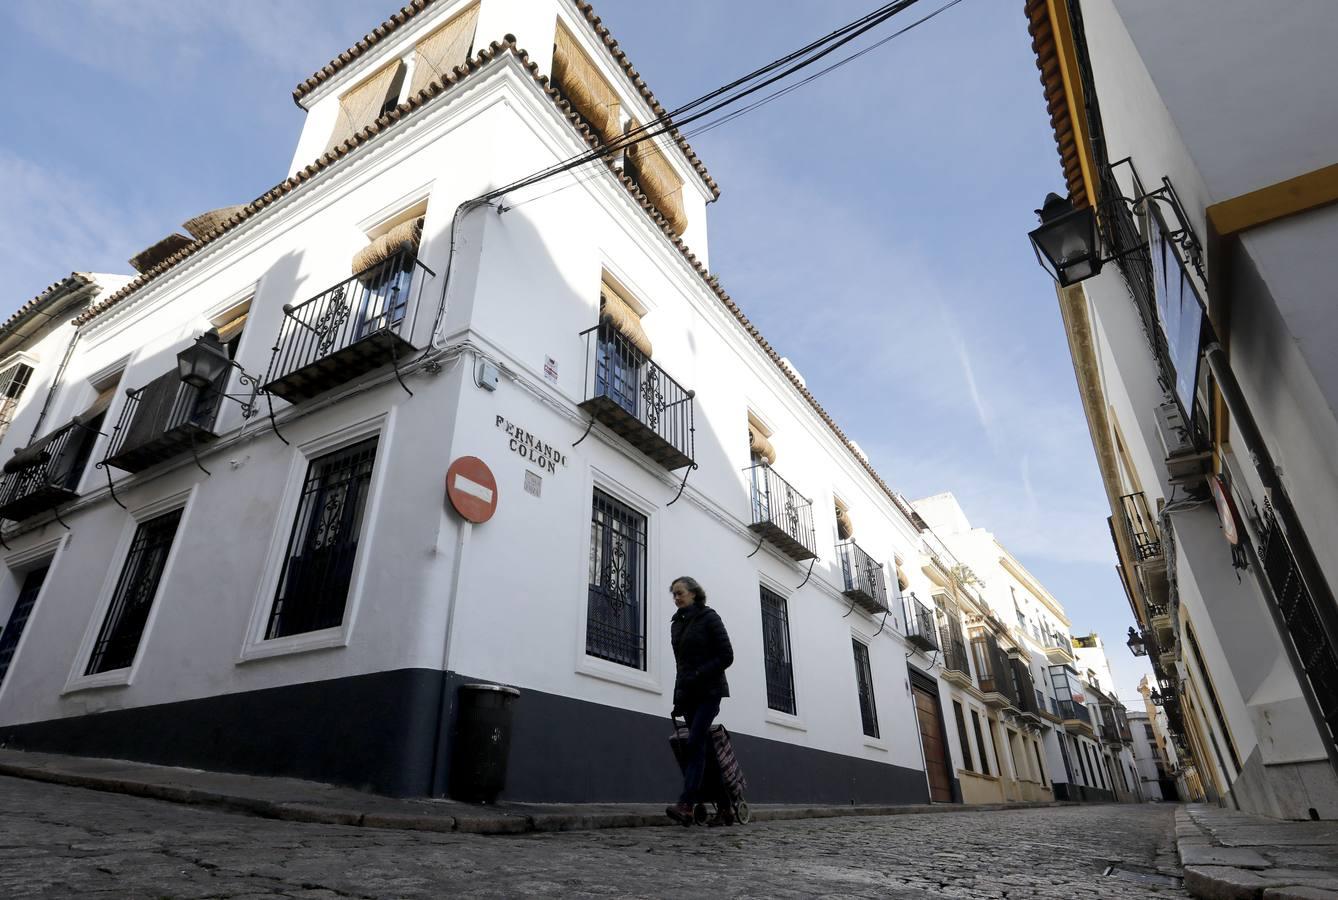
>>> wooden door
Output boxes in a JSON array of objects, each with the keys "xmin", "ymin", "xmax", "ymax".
[{"xmin": 912, "ymin": 685, "xmax": 954, "ymax": 802}]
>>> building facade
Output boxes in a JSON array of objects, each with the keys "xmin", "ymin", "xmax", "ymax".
[{"xmin": 1023, "ymin": 0, "xmax": 1338, "ymax": 818}]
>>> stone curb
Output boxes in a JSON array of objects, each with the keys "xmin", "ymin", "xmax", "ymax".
[
  {"xmin": 1175, "ymin": 808, "xmax": 1338, "ymax": 900},
  {"xmin": 0, "ymin": 757, "xmax": 1075, "ymax": 836}
]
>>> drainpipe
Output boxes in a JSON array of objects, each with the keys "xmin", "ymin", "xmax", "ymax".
[
  {"xmin": 1202, "ymin": 342, "xmax": 1338, "ymax": 770},
  {"xmin": 25, "ymin": 324, "xmax": 81, "ymax": 445}
]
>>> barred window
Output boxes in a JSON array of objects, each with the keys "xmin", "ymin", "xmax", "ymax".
[
  {"xmin": 760, "ymin": 585, "xmax": 796, "ymax": 714},
  {"xmin": 86, "ymin": 509, "xmax": 183, "ymax": 675},
  {"xmin": 267, "ymin": 438, "xmax": 377, "ymax": 639},
  {"xmin": 852, "ymin": 639, "xmax": 879, "ymax": 738},
  {"xmin": 0, "ymin": 565, "xmax": 49, "ymax": 687},
  {"xmin": 952, "ymin": 700, "xmax": 974, "ymax": 772},
  {"xmin": 586, "ymin": 489, "xmax": 647, "ymax": 669}
]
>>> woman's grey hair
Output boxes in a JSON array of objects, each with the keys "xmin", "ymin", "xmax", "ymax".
[{"xmin": 671, "ymin": 576, "xmax": 707, "ymax": 605}]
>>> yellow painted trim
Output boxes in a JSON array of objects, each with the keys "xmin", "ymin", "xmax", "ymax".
[
  {"xmin": 1046, "ymin": 0, "xmax": 1098, "ymax": 208},
  {"xmin": 1208, "ymin": 161, "xmax": 1338, "ymax": 236}
]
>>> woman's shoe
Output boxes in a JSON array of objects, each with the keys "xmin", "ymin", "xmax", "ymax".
[{"xmin": 665, "ymin": 802, "xmax": 694, "ymax": 825}]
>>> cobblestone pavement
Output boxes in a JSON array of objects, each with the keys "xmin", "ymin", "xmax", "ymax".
[{"xmin": 2, "ymin": 775, "xmax": 1186, "ymax": 899}]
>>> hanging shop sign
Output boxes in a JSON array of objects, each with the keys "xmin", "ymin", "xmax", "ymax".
[
  {"xmin": 446, "ymin": 456, "xmax": 498, "ymax": 524},
  {"xmin": 1208, "ymin": 473, "xmax": 1241, "ymax": 546},
  {"xmin": 495, "ymin": 415, "xmax": 568, "ymax": 474}
]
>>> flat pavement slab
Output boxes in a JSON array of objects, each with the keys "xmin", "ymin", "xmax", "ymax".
[
  {"xmin": 1177, "ymin": 805, "xmax": 1338, "ymax": 900},
  {"xmin": 0, "ymin": 748, "xmax": 1065, "ymax": 836}
]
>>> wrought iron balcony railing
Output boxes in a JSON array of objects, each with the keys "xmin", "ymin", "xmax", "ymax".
[
  {"xmin": 837, "ymin": 539, "xmax": 889, "ymax": 614},
  {"xmin": 0, "ymin": 420, "xmax": 100, "ymax": 521},
  {"xmin": 1011, "ymin": 657, "xmax": 1041, "ymax": 716},
  {"xmin": 941, "ymin": 633, "xmax": 971, "ymax": 676},
  {"xmin": 578, "ymin": 322, "xmax": 694, "ymax": 471},
  {"xmin": 903, "ymin": 593, "xmax": 938, "ymax": 651},
  {"xmin": 745, "ymin": 463, "xmax": 817, "ymax": 561},
  {"xmin": 971, "ymin": 630, "xmax": 1018, "ymax": 707},
  {"xmin": 263, "ymin": 246, "xmax": 433, "ymax": 404},
  {"xmin": 1057, "ymin": 700, "xmax": 1093, "ymax": 728},
  {"xmin": 101, "ymin": 369, "xmax": 226, "ymax": 473},
  {"xmin": 1120, "ymin": 491, "xmax": 1163, "ymax": 562}
]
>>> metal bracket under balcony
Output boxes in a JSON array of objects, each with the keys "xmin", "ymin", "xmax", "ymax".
[
  {"xmin": 745, "ymin": 464, "xmax": 817, "ymax": 562},
  {"xmin": 0, "ymin": 421, "xmax": 96, "ymax": 522},
  {"xmin": 263, "ymin": 248, "xmax": 431, "ymax": 404},
  {"xmin": 837, "ymin": 540, "xmax": 889, "ymax": 614},
  {"xmin": 102, "ymin": 372, "xmax": 223, "ymax": 473},
  {"xmin": 578, "ymin": 323, "xmax": 694, "ymax": 471}
]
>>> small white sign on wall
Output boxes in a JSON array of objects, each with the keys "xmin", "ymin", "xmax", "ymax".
[
  {"xmin": 524, "ymin": 470, "xmax": 542, "ymax": 497},
  {"xmin": 543, "ymin": 356, "xmax": 559, "ymax": 384}
]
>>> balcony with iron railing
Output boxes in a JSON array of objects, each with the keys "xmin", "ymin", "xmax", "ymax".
[
  {"xmin": 1011, "ymin": 656, "xmax": 1042, "ymax": 720},
  {"xmin": 101, "ymin": 369, "xmax": 227, "ymax": 474},
  {"xmin": 1056, "ymin": 699, "xmax": 1094, "ymax": 735},
  {"xmin": 0, "ymin": 420, "xmax": 100, "ymax": 522},
  {"xmin": 940, "ymin": 628, "xmax": 972, "ymax": 689},
  {"xmin": 1042, "ymin": 629, "xmax": 1075, "ymax": 664},
  {"xmin": 1098, "ymin": 708, "xmax": 1121, "ymax": 745},
  {"xmin": 745, "ymin": 463, "xmax": 817, "ymax": 561},
  {"xmin": 1119, "ymin": 491, "xmax": 1163, "ymax": 563},
  {"xmin": 1115, "ymin": 706, "xmax": 1135, "ymax": 744},
  {"xmin": 903, "ymin": 592, "xmax": 938, "ymax": 652},
  {"xmin": 971, "ymin": 630, "xmax": 1019, "ymax": 709},
  {"xmin": 836, "ymin": 540, "xmax": 889, "ymax": 615},
  {"xmin": 578, "ymin": 322, "xmax": 695, "ymax": 472},
  {"xmin": 263, "ymin": 246, "xmax": 433, "ymax": 403}
]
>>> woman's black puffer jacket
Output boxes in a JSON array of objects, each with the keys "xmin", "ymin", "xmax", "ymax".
[{"xmin": 670, "ymin": 603, "xmax": 734, "ymax": 708}]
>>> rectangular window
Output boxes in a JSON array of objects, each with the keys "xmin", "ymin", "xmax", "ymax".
[
  {"xmin": 586, "ymin": 489, "xmax": 647, "ymax": 669},
  {"xmin": 1144, "ymin": 724, "xmax": 1156, "ymax": 741},
  {"xmin": 852, "ymin": 639, "xmax": 879, "ymax": 738},
  {"xmin": 759, "ymin": 585, "xmax": 796, "ymax": 714},
  {"xmin": 267, "ymin": 439, "xmax": 377, "ymax": 639},
  {"xmin": 971, "ymin": 710, "xmax": 991, "ymax": 775},
  {"xmin": 1031, "ymin": 739, "xmax": 1047, "ymax": 783},
  {"xmin": 953, "ymin": 701, "xmax": 974, "ymax": 772},
  {"xmin": 0, "ymin": 565, "xmax": 49, "ymax": 687},
  {"xmin": 86, "ymin": 510, "xmax": 183, "ymax": 674}
]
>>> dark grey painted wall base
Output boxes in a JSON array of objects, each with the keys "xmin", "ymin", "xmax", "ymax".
[
  {"xmin": 1051, "ymin": 782, "xmax": 1115, "ymax": 803},
  {"xmin": 0, "ymin": 668, "xmax": 931, "ymax": 805}
]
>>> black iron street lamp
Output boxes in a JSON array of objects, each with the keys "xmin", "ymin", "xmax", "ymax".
[
  {"xmin": 1148, "ymin": 687, "xmax": 1165, "ymax": 706},
  {"xmin": 176, "ymin": 329, "xmax": 261, "ymax": 418},
  {"xmin": 1028, "ymin": 192, "xmax": 1102, "ymax": 287},
  {"xmin": 1126, "ymin": 626, "xmax": 1148, "ymax": 657}
]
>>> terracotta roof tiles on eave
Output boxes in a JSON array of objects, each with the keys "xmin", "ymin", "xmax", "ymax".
[
  {"xmin": 290, "ymin": 0, "xmax": 718, "ymax": 199},
  {"xmin": 1026, "ymin": 0, "xmax": 1087, "ymax": 208},
  {"xmin": 1, "ymin": 272, "xmax": 94, "ymax": 343}
]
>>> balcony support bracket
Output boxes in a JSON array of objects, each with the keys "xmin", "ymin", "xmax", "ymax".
[
  {"xmin": 794, "ymin": 557, "xmax": 816, "ymax": 590},
  {"xmin": 0, "ymin": 528, "xmax": 10, "ymax": 551},
  {"xmin": 873, "ymin": 605, "xmax": 891, "ymax": 637},
  {"xmin": 265, "ymin": 391, "xmax": 291, "ymax": 447},
  {"xmin": 95, "ymin": 460, "xmax": 128, "ymax": 511},
  {"xmin": 50, "ymin": 504, "xmax": 71, "ymax": 531},
  {"xmin": 666, "ymin": 463, "xmax": 696, "ymax": 507},
  {"xmin": 390, "ymin": 342, "xmax": 413, "ymax": 398},
  {"xmin": 841, "ymin": 591, "xmax": 858, "ymax": 619},
  {"xmin": 187, "ymin": 429, "xmax": 211, "ymax": 477},
  {"xmin": 571, "ymin": 415, "xmax": 595, "ymax": 449},
  {"xmin": 745, "ymin": 532, "xmax": 765, "ymax": 560}
]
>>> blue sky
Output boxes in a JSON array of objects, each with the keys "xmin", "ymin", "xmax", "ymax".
[{"xmin": 0, "ymin": 0, "xmax": 1152, "ymax": 700}]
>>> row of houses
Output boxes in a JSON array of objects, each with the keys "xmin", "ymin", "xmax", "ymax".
[
  {"xmin": 1022, "ymin": 0, "xmax": 1338, "ymax": 819},
  {"xmin": 0, "ymin": 0, "xmax": 1145, "ymax": 806}
]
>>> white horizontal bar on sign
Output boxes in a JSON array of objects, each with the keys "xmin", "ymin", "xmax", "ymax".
[{"xmin": 454, "ymin": 474, "xmax": 494, "ymax": 503}]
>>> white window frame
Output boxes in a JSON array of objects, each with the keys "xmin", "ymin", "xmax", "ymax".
[
  {"xmin": 63, "ymin": 488, "xmax": 195, "ymax": 694},
  {"xmin": 573, "ymin": 465, "xmax": 661, "ymax": 694},
  {"xmin": 237, "ymin": 410, "xmax": 393, "ymax": 663},
  {"xmin": 0, "ymin": 533, "xmax": 70, "ymax": 705},
  {"xmin": 760, "ymin": 572, "xmax": 806, "ymax": 732}
]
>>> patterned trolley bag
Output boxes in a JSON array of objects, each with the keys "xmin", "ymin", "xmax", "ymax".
[
  {"xmin": 668, "ymin": 716, "xmax": 751, "ymax": 825},
  {"xmin": 710, "ymin": 724, "xmax": 746, "ymax": 804}
]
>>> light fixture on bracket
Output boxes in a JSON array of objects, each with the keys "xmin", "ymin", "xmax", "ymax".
[{"xmin": 176, "ymin": 329, "xmax": 261, "ymax": 418}]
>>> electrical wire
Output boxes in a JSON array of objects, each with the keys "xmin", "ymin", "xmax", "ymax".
[{"xmin": 482, "ymin": 0, "xmax": 948, "ymax": 204}]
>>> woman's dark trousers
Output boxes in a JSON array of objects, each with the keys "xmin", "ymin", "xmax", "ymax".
[{"xmin": 679, "ymin": 698, "xmax": 721, "ymax": 805}]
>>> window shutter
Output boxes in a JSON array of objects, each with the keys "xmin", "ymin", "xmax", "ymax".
[
  {"xmin": 408, "ymin": 4, "xmax": 479, "ymax": 98},
  {"xmin": 599, "ymin": 287, "xmax": 652, "ymax": 358},
  {"xmin": 748, "ymin": 425, "xmax": 776, "ymax": 465},
  {"xmin": 551, "ymin": 22, "xmax": 622, "ymax": 145},
  {"xmin": 834, "ymin": 498, "xmax": 854, "ymax": 540},
  {"xmin": 352, "ymin": 217, "xmax": 424, "ymax": 275},
  {"xmin": 625, "ymin": 118, "xmax": 688, "ymax": 235},
  {"xmin": 325, "ymin": 60, "xmax": 406, "ymax": 155}
]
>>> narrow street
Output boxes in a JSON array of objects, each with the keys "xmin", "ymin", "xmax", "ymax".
[{"xmin": 3, "ymin": 776, "xmax": 1186, "ymax": 899}]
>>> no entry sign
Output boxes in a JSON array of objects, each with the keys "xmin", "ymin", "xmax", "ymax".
[{"xmin": 446, "ymin": 456, "xmax": 498, "ymax": 524}]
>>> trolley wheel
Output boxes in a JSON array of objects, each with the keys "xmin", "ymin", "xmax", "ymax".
[
  {"xmin": 693, "ymin": 803, "xmax": 709, "ymax": 825},
  {"xmin": 735, "ymin": 800, "xmax": 752, "ymax": 824}
]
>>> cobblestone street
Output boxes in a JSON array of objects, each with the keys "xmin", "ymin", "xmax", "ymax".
[{"xmin": 2, "ymin": 776, "xmax": 1186, "ymax": 898}]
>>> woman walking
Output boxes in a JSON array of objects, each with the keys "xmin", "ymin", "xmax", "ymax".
[{"xmin": 666, "ymin": 576, "xmax": 734, "ymax": 825}]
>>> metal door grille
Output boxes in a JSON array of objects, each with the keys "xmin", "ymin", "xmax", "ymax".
[
  {"xmin": 267, "ymin": 438, "xmax": 378, "ymax": 639},
  {"xmin": 852, "ymin": 639, "xmax": 879, "ymax": 738},
  {"xmin": 760, "ymin": 585, "xmax": 796, "ymax": 714},
  {"xmin": 586, "ymin": 489, "xmax": 647, "ymax": 669},
  {"xmin": 86, "ymin": 509, "xmax": 183, "ymax": 674},
  {"xmin": 0, "ymin": 565, "xmax": 48, "ymax": 686}
]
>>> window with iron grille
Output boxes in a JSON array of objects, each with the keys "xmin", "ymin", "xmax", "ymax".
[
  {"xmin": 0, "ymin": 565, "xmax": 48, "ymax": 688},
  {"xmin": 86, "ymin": 509, "xmax": 183, "ymax": 675},
  {"xmin": 586, "ymin": 489, "xmax": 647, "ymax": 669},
  {"xmin": 852, "ymin": 639, "xmax": 879, "ymax": 738},
  {"xmin": 760, "ymin": 585, "xmax": 796, "ymax": 714},
  {"xmin": 0, "ymin": 362, "xmax": 34, "ymax": 403},
  {"xmin": 971, "ymin": 709, "xmax": 991, "ymax": 776},
  {"xmin": 953, "ymin": 700, "xmax": 974, "ymax": 772},
  {"xmin": 267, "ymin": 438, "xmax": 377, "ymax": 640}
]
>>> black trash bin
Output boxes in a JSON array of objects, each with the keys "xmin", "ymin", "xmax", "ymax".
[{"xmin": 449, "ymin": 683, "xmax": 521, "ymax": 803}]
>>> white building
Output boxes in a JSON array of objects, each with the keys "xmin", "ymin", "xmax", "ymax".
[
  {"xmin": 1023, "ymin": 0, "xmax": 1338, "ymax": 818},
  {"xmin": 0, "ymin": 0, "xmax": 1052, "ymax": 805}
]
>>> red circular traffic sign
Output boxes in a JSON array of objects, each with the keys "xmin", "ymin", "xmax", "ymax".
[
  {"xmin": 446, "ymin": 456, "xmax": 498, "ymax": 524},
  {"xmin": 1209, "ymin": 473, "xmax": 1240, "ymax": 546}
]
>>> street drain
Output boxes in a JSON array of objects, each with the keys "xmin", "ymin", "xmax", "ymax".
[{"xmin": 1101, "ymin": 864, "xmax": 1184, "ymax": 889}]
